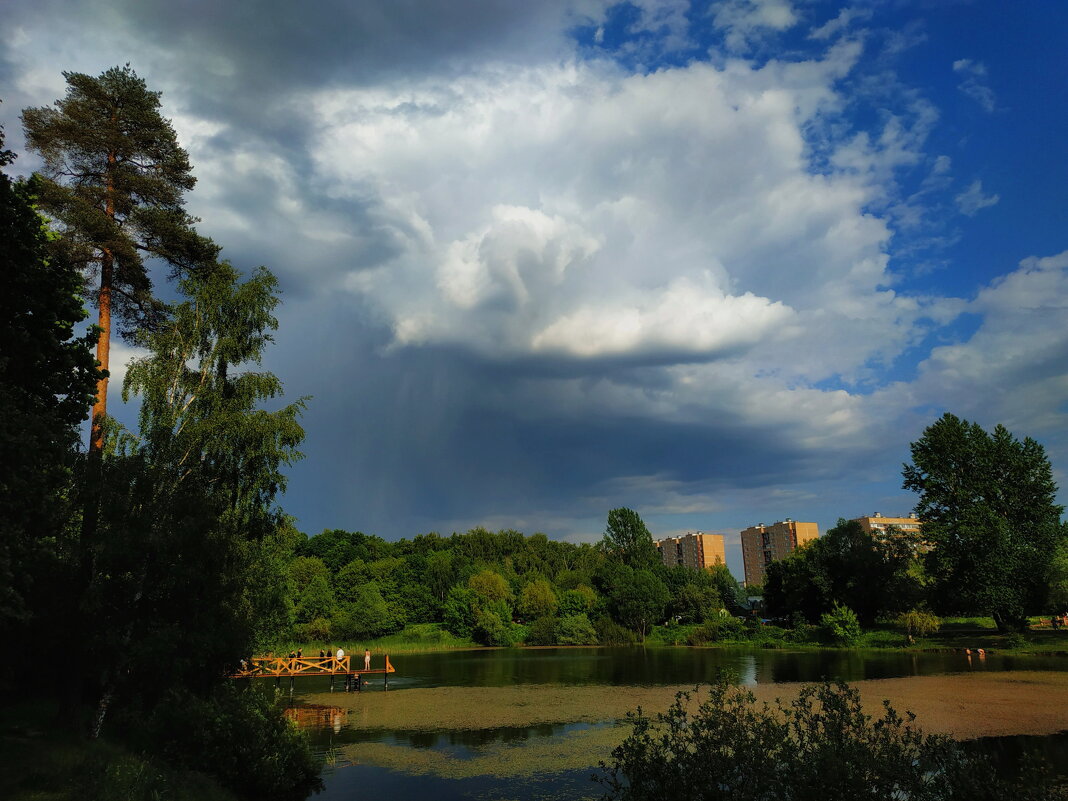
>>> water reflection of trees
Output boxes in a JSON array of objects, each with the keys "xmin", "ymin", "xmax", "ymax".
[
  {"xmin": 394, "ymin": 647, "xmax": 1060, "ymax": 690},
  {"xmin": 285, "ymin": 704, "xmax": 346, "ymax": 733}
]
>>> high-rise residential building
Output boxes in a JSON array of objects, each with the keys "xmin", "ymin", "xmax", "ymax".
[
  {"xmin": 852, "ymin": 513, "xmax": 927, "ymax": 551},
  {"xmin": 740, "ymin": 519, "xmax": 819, "ymax": 587},
  {"xmin": 852, "ymin": 513, "xmax": 922, "ymax": 537},
  {"xmin": 656, "ymin": 532, "xmax": 726, "ymax": 570}
]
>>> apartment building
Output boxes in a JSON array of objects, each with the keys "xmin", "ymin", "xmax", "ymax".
[
  {"xmin": 852, "ymin": 513, "xmax": 922, "ymax": 536},
  {"xmin": 740, "ymin": 519, "xmax": 819, "ymax": 587},
  {"xmin": 852, "ymin": 513, "xmax": 928, "ymax": 551},
  {"xmin": 656, "ymin": 532, "xmax": 726, "ymax": 571}
]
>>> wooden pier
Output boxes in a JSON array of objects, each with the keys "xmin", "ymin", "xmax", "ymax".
[{"xmin": 231, "ymin": 654, "xmax": 395, "ymax": 688}]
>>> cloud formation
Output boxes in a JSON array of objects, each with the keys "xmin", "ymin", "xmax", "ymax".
[
  {"xmin": 955, "ymin": 179, "xmax": 1000, "ymax": 216},
  {"xmin": 2, "ymin": 0, "xmax": 1064, "ymax": 549},
  {"xmin": 953, "ymin": 58, "xmax": 996, "ymax": 113},
  {"xmin": 302, "ymin": 45, "xmax": 952, "ymax": 389},
  {"xmin": 712, "ymin": 0, "xmax": 799, "ymax": 52}
]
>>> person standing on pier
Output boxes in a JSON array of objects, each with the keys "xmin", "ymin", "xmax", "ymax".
[{"xmin": 364, "ymin": 649, "xmax": 371, "ymax": 671}]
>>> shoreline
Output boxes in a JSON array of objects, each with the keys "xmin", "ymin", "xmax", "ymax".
[{"xmin": 308, "ymin": 670, "xmax": 1068, "ymax": 741}]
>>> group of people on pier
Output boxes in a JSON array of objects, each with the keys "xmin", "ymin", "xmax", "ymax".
[
  {"xmin": 240, "ymin": 647, "xmax": 376, "ymax": 674},
  {"xmin": 310, "ymin": 647, "xmax": 373, "ymax": 671}
]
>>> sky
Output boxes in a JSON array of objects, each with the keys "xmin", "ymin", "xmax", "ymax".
[{"xmin": 2, "ymin": 0, "xmax": 1066, "ymax": 578}]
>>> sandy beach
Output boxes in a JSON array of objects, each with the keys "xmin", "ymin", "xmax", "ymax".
[
  {"xmin": 317, "ymin": 671, "xmax": 1068, "ymax": 781},
  {"xmin": 320, "ymin": 670, "xmax": 1068, "ymax": 740}
]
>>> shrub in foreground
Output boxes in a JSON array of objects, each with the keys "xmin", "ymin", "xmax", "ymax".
[
  {"xmin": 147, "ymin": 684, "xmax": 321, "ymax": 800},
  {"xmin": 600, "ymin": 679, "xmax": 1057, "ymax": 801}
]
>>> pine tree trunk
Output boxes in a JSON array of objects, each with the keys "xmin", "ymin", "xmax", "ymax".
[
  {"xmin": 89, "ymin": 253, "xmax": 111, "ymax": 454},
  {"xmin": 89, "ymin": 150, "xmax": 116, "ymax": 456},
  {"xmin": 77, "ymin": 155, "xmax": 116, "ymax": 736}
]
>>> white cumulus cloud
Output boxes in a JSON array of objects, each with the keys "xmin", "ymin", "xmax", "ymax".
[
  {"xmin": 307, "ymin": 45, "xmax": 948, "ymax": 381},
  {"xmin": 953, "ymin": 58, "xmax": 996, "ymax": 113},
  {"xmin": 955, "ymin": 179, "xmax": 1000, "ymax": 216},
  {"xmin": 711, "ymin": 0, "xmax": 799, "ymax": 52}
]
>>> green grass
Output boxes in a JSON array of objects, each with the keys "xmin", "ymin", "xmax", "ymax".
[
  {"xmin": 938, "ymin": 616, "xmax": 1000, "ymax": 631},
  {"xmin": 0, "ymin": 699, "xmax": 236, "ymax": 801},
  {"xmin": 644, "ymin": 619, "xmax": 1068, "ymax": 656},
  {"xmin": 274, "ymin": 619, "xmax": 1068, "ymax": 658},
  {"xmin": 278, "ymin": 622, "xmax": 479, "ymax": 656}
]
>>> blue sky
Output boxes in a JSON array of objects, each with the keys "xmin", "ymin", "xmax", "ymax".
[{"xmin": 2, "ymin": 0, "xmax": 1066, "ymax": 578}]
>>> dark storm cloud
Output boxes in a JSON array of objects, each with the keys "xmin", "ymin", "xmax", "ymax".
[
  {"xmin": 185, "ymin": 164, "xmax": 405, "ymax": 299},
  {"xmin": 12, "ymin": 0, "xmax": 601, "ymax": 84},
  {"xmin": 5, "ymin": 0, "xmax": 610, "ymax": 172},
  {"xmin": 18, "ymin": 0, "xmax": 605, "ymax": 142},
  {"xmin": 270, "ymin": 300, "xmax": 863, "ymax": 538},
  {"xmin": 120, "ymin": 0, "xmax": 595, "ymax": 86}
]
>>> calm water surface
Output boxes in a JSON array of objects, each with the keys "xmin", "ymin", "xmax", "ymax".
[{"xmin": 286, "ymin": 647, "xmax": 1068, "ymax": 800}]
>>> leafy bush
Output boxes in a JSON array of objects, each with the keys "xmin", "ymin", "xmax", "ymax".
[
  {"xmin": 526, "ymin": 616, "xmax": 558, "ymax": 645},
  {"xmin": 686, "ymin": 624, "xmax": 716, "ymax": 645},
  {"xmin": 557, "ymin": 613, "xmax": 598, "ymax": 645},
  {"xmin": 14, "ymin": 736, "xmax": 236, "ymax": 801},
  {"xmin": 687, "ymin": 617, "xmax": 746, "ymax": 645},
  {"xmin": 443, "ymin": 586, "xmax": 477, "ymax": 638},
  {"xmin": 393, "ymin": 622, "xmax": 460, "ymax": 645},
  {"xmin": 898, "ymin": 610, "xmax": 941, "ymax": 641},
  {"xmin": 660, "ymin": 619, "xmax": 684, "ymax": 645},
  {"xmin": 600, "ymin": 679, "xmax": 1055, "ymax": 801},
  {"xmin": 519, "ymin": 579, "xmax": 559, "ymax": 619},
  {"xmin": 472, "ymin": 608, "xmax": 514, "ymax": 646},
  {"xmin": 298, "ymin": 616, "xmax": 331, "ymax": 642},
  {"xmin": 820, "ymin": 603, "xmax": 862, "ymax": 646},
  {"xmin": 594, "ymin": 616, "xmax": 637, "ymax": 645},
  {"xmin": 510, "ymin": 622, "xmax": 530, "ymax": 644},
  {"xmin": 1005, "ymin": 632, "xmax": 1028, "ymax": 649},
  {"xmin": 784, "ymin": 622, "xmax": 818, "ymax": 643},
  {"xmin": 148, "ymin": 684, "xmax": 320, "ymax": 800},
  {"xmin": 752, "ymin": 624, "xmax": 788, "ymax": 641},
  {"xmin": 559, "ymin": 586, "xmax": 598, "ymax": 616}
]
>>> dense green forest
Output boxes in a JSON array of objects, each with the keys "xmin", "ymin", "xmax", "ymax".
[{"xmin": 282, "ymin": 518, "xmax": 746, "ymax": 648}]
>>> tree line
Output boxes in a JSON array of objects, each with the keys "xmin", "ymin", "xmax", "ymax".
[
  {"xmin": 764, "ymin": 413, "xmax": 1068, "ymax": 634},
  {"xmin": 282, "ymin": 509, "xmax": 747, "ymax": 648}
]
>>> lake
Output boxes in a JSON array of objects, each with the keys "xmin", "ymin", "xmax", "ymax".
[{"xmin": 281, "ymin": 647, "xmax": 1068, "ymax": 800}]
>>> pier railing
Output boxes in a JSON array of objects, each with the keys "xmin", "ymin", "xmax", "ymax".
[{"xmin": 232, "ymin": 654, "xmax": 394, "ymax": 678}]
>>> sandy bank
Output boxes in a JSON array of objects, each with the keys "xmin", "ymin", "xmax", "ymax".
[{"xmin": 315, "ymin": 671, "xmax": 1068, "ymax": 741}]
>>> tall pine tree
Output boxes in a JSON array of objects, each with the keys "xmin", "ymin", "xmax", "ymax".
[{"xmin": 22, "ymin": 65, "xmax": 219, "ymax": 455}]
